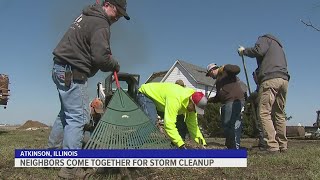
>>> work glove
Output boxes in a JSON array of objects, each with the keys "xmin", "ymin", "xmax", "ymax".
[
  {"xmin": 179, "ymin": 144, "xmax": 187, "ymax": 149},
  {"xmin": 114, "ymin": 62, "xmax": 120, "ymax": 73},
  {"xmin": 238, "ymin": 46, "xmax": 245, "ymax": 56},
  {"xmin": 199, "ymin": 144, "xmax": 207, "ymax": 149},
  {"xmin": 198, "ymin": 138, "xmax": 207, "ymax": 149}
]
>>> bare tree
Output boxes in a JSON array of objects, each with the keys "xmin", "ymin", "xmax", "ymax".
[
  {"xmin": 301, "ymin": 2, "xmax": 320, "ymax": 32},
  {"xmin": 301, "ymin": 19, "xmax": 320, "ymax": 31}
]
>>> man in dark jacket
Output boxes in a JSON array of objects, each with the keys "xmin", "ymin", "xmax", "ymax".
[
  {"xmin": 206, "ymin": 63, "xmax": 245, "ymax": 149},
  {"xmin": 238, "ymin": 34, "xmax": 290, "ymax": 154},
  {"xmin": 47, "ymin": 0, "xmax": 130, "ymax": 178}
]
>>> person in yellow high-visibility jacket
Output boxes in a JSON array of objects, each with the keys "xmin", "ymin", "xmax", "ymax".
[{"xmin": 138, "ymin": 82, "xmax": 207, "ymax": 149}]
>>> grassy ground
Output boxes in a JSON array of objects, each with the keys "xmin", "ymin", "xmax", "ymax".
[{"xmin": 1, "ymin": 129, "xmax": 320, "ymax": 180}]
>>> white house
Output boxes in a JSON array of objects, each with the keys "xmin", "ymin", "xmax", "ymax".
[{"xmin": 145, "ymin": 60, "xmax": 216, "ymax": 98}]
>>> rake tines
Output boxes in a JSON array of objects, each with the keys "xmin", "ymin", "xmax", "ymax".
[{"xmin": 84, "ymin": 87, "xmax": 174, "ymax": 150}]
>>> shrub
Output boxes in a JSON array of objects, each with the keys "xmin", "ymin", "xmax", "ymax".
[{"xmin": 198, "ymin": 103, "xmax": 223, "ymax": 137}]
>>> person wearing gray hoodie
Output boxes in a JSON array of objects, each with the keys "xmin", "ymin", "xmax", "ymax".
[
  {"xmin": 238, "ymin": 34, "xmax": 290, "ymax": 154},
  {"xmin": 47, "ymin": 0, "xmax": 130, "ymax": 178}
]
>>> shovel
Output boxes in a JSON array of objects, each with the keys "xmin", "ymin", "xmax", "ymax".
[{"xmin": 241, "ymin": 55, "xmax": 259, "ymax": 128}]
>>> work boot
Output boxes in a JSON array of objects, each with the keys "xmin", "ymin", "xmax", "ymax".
[
  {"xmin": 280, "ymin": 148, "xmax": 288, "ymax": 153},
  {"xmin": 58, "ymin": 167, "xmax": 92, "ymax": 179},
  {"xmin": 249, "ymin": 140, "xmax": 266, "ymax": 151}
]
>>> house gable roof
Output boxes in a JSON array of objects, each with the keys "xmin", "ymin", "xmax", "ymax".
[
  {"xmin": 162, "ymin": 60, "xmax": 215, "ymax": 86},
  {"xmin": 145, "ymin": 71, "xmax": 168, "ymax": 83}
]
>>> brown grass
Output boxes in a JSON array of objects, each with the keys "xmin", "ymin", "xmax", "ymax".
[{"xmin": 0, "ymin": 129, "xmax": 320, "ymax": 180}]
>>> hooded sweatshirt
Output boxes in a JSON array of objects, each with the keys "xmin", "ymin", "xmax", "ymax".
[
  {"xmin": 53, "ymin": 4, "xmax": 118, "ymax": 77},
  {"xmin": 139, "ymin": 83, "xmax": 206, "ymax": 147},
  {"xmin": 243, "ymin": 34, "xmax": 290, "ymax": 84},
  {"xmin": 210, "ymin": 64, "xmax": 245, "ymax": 104}
]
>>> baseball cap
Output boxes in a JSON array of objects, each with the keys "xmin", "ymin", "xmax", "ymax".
[
  {"xmin": 191, "ymin": 92, "xmax": 207, "ymax": 115},
  {"xmin": 175, "ymin": 79, "xmax": 186, "ymax": 87},
  {"xmin": 206, "ymin": 63, "xmax": 219, "ymax": 76},
  {"xmin": 105, "ymin": 0, "xmax": 130, "ymax": 20},
  {"xmin": 90, "ymin": 98, "xmax": 104, "ymax": 114}
]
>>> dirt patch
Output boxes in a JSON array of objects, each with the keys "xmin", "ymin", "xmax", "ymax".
[{"xmin": 17, "ymin": 120, "xmax": 48, "ymax": 130}]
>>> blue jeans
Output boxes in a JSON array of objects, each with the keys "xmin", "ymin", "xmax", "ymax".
[
  {"xmin": 221, "ymin": 100, "xmax": 244, "ymax": 149},
  {"xmin": 136, "ymin": 93, "xmax": 157, "ymax": 125},
  {"xmin": 47, "ymin": 63, "xmax": 89, "ymax": 149}
]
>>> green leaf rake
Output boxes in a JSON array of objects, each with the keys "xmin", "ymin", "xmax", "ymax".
[{"xmin": 84, "ymin": 72, "xmax": 174, "ymax": 150}]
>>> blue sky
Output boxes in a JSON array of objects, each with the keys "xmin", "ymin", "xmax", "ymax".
[{"xmin": 0, "ymin": 0, "xmax": 319, "ymax": 126}]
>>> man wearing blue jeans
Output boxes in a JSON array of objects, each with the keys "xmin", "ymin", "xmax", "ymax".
[
  {"xmin": 220, "ymin": 100, "xmax": 244, "ymax": 149},
  {"xmin": 206, "ymin": 63, "xmax": 245, "ymax": 149},
  {"xmin": 48, "ymin": 63, "xmax": 90, "ymax": 150},
  {"xmin": 47, "ymin": 0, "xmax": 130, "ymax": 178}
]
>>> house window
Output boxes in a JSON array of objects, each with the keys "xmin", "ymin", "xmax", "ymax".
[{"xmin": 177, "ymin": 69, "xmax": 181, "ymax": 75}]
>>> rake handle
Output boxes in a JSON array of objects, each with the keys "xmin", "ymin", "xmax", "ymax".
[
  {"xmin": 207, "ymin": 80, "xmax": 217, "ymax": 98},
  {"xmin": 241, "ymin": 55, "xmax": 252, "ymax": 95},
  {"xmin": 114, "ymin": 71, "xmax": 120, "ymax": 89}
]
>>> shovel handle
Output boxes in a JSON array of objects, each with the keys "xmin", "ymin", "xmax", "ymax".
[
  {"xmin": 241, "ymin": 55, "xmax": 252, "ymax": 95},
  {"xmin": 114, "ymin": 71, "xmax": 120, "ymax": 89}
]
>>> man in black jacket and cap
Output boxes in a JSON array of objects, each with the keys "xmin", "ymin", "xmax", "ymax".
[
  {"xmin": 47, "ymin": 0, "xmax": 130, "ymax": 178},
  {"xmin": 206, "ymin": 63, "xmax": 245, "ymax": 149}
]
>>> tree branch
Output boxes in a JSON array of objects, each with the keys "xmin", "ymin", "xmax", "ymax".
[{"xmin": 301, "ymin": 19, "xmax": 320, "ymax": 31}]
